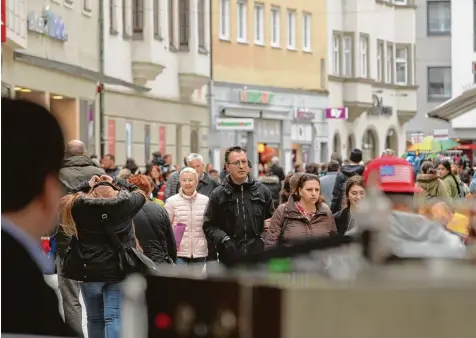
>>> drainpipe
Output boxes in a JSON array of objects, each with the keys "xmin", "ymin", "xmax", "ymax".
[
  {"xmin": 207, "ymin": 0, "xmax": 217, "ymax": 168},
  {"xmin": 98, "ymin": 0, "xmax": 106, "ymax": 157}
]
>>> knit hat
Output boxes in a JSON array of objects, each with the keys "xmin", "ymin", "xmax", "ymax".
[
  {"xmin": 349, "ymin": 148, "xmax": 363, "ymax": 163},
  {"xmin": 470, "ymin": 178, "xmax": 476, "ymax": 194}
]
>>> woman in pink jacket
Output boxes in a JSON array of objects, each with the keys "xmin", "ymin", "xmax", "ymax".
[{"xmin": 164, "ymin": 167, "xmax": 209, "ymax": 264}]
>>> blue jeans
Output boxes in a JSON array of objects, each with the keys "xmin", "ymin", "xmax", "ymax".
[
  {"xmin": 80, "ymin": 282, "xmax": 121, "ymax": 338},
  {"xmin": 176, "ymin": 257, "xmax": 207, "ymax": 264}
]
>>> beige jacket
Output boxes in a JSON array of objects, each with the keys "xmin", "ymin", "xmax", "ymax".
[{"xmin": 165, "ymin": 189, "xmax": 209, "ymax": 258}]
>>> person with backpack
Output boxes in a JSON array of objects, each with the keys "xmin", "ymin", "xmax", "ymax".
[
  {"xmin": 415, "ymin": 161, "xmax": 449, "ymax": 201},
  {"xmin": 265, "ymin": 174, "xmax": 336, "ymax": 248}
]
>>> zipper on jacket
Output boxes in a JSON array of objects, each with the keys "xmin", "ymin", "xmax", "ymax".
[
  {"xmin": 241, "ymin": 185, "xmax": 247, "ymax": 254},
  {"xmin": 190, "ymin": 199, "xmax": 193, "ymax": 258}
]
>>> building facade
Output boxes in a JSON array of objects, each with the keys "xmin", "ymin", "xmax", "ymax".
[
  {"xmin": 208, "ymin": 0, "xmax": 329, "ymax": 175},
  {"xmin": 2, "ymin": 0, "xmax": 101, "ymax": 154},
  {"xmin": 427, "ymin": 0, "xmax": 476, "ymax": 141},
  {"xmin": 327, "ymin": 0, "xmax": 417, "ymax": 161},
  {"xmin": 408, "ymin": 0, "xmax": 452, "ymax": 137},
  {"xmin": 103, "ymin": 0, "xmax": 210, "ymax": 166}
]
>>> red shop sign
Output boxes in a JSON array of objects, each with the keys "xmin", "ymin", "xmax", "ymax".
[
  {"xmin": 108, "ymin": 119, "xmax": 116, "ymax": 155},
  {"xmin": 1, "ymin": 0, "xmax": 6, "ymax": 43},
  {"xmin": 158, "ymin": 125, "xmax": 166, "ymax": 155}
]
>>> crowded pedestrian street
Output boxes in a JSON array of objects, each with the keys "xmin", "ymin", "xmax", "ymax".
[{"xmin": 2, "ymin": 0, "xmax": 476, "ymax": 338}]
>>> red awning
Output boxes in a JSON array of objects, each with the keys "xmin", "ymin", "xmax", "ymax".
[{"xmin": 454, "ymin": 144, "xmax": 476, "ymax": 150}]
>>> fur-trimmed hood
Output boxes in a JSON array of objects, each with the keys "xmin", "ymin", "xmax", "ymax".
[
  {"xmin": 258, "ymin": 175, "xmax": 280, "ymax": 185},
  {"xmin": 77, "ymin": 189, "xmax": 131, "ymax": 207}
]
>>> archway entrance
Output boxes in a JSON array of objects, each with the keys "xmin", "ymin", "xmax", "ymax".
[
  {"xmin": 361, "ymin": 128, "xmax": 379, "ymax": 161},
  {"xmin": 332, "ymin": 133, "xmax": 342, "ymax": 156},
  {"xmin": 385, "ymin": 128, "xmax": 399, "ymax": 155},
  {"xmin": 347, "ymin": 133, "xmax": 356, "ymax": 152}
]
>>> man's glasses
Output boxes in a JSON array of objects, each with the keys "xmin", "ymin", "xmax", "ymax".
[{"xmin": 228, "ymin": 160, "xmax": 248, "ymax": 167}]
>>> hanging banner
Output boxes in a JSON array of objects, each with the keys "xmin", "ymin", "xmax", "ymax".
[
  {"xmin": 158, "ymin": 125, "xmax": 166, "ymax": 155},
  {"xmin": 108, "ymin": 119, "xmax": 116, "ymax": 155},
  {"xmin": 1, "ymin": 0, "xmax": 6, "ymax": 43}
]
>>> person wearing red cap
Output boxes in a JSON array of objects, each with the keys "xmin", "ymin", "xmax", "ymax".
[{"xmin": 360, "ymin": 156, "xmax": 467, "ymax": 259}]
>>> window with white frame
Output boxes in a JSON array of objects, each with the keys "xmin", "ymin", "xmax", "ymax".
[
  {"xmin": 428, "ymin": 67, "xmax": 452, "ymax": 100},
  {"xmin": 153, "ymin": 0, "xmax": 162, "ymax": 39},
  {"xmin": 219, "ymin": 0, "xmax": 230, "ymax": 40},
  {"xmin": 302, "ymin": 13, "xmax": 311, "ymax": 52},
  {"xmin": 342, "ymin": 35, "xmax": 352, "ymax": 77},
  {"xmin": 393, "ymin": 0, "xmax": 407, "ymax": 5},
  {"xmin": 236, "ymin": 0, "xmax": 247, "ymax": 42},
  {"xmin": 360, "ymin": 35, "xmax": 368, "ymax": 78},
  {"xmin": 377, "ymin": 41, "xmax": 384, "ymax": 82},
  {"xmin": 395, "ymin": 47, "xmax": 408, "ymax": 84},
  {"xmin": 198, "ymin": 0, "xmax": 206, "ymax": 49},
  {"xmin": 386, "ymin": 44, "xmax": 393, "ymax": 83},
  {"xmin": 427, "ymin": 1, "xmax": 451, "ymax": 35},
  {"xmin": 287, "ymin": 10, "xmax": 296, "ymax": 49},
  {"xmin": 254, "ymin": 3, "xmax": 264, "ymax": 45},
  {"xmin": 270, "ymin": 7, "xmax": 280, "ymax": 47},
  {"xmin": 332, "ymin": 34, "xmax": 340, "ymax": 76}
]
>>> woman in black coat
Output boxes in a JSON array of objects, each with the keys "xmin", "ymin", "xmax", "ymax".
[
  {"xmin": 60, "ymin": 175, "xmax": 146, "ymax": 338},
  {"xmin": 127, "ymin": 174, "xmax": 177, "ymax": 264}
]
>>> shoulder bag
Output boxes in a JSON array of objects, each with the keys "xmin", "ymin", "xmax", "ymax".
[{"xmin": 100, "ymin": 213, "xmax": 159, "ymax": 275}]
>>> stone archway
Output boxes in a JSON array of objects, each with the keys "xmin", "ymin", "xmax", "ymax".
[
  {"xmin": 332, "ymin": 132, "xmax": 342, "ymax": 155},
  {"xmin": 385, "ymin": 127, "xmax": 399, "ymax": 155},
  {"xmin": 347, "ymin": 133, "xmax": 356, "ymax": 152},
  {"xmin": 361, "ymin": 128, "xmax": 380, "ymax": 161}
]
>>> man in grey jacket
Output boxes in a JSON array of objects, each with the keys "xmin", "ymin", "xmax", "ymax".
[
  {"xmin": 56, "ymin": 140, "xmax": 103, "ymax": 336},
  {"xmin": 320, "ymin": 160, "xmax": 340, "ymax": 206}
]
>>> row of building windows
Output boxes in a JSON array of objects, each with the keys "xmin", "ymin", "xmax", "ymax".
[
  {"xmin": 332, "ymin": 32, "xmax": 415, "ymax": 86},
  {"xmin": 51, "ymin": 0, "xmax": 93, "ymax": 13},
  {"xmin": 108, "ymin": 0, "xmax": 207, "ymax": 50},
  {"xmin": 219, "ymin": 0, "xmax": 312, "ymax": 52}
]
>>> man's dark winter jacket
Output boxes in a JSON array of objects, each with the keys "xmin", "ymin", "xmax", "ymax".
[
  {"xmin": 258, "ymin": 175, "xmax": 281, "ymax": 208},
  {"xmin": 203, "ymin": 174, "xmax": 275, "ymax": 256},
  {"xmin": 330, "ymin": 164, "xmax": 365, "ymax": 214},
  {"xmin": 57, "ymin": 156, "xmax": 103, "ymax": 254},
  {"xmin": 270, "ymin": 164, "xmax": 285, "ymax": 182},
  {"xmin": 133, "ymin": 200, "xmax": 177, "ymax": 264}
]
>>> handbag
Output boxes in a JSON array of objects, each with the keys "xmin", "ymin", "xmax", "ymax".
[{"xmin": 100, "ymin": 213, "xmax": 159, "ymax": 275}]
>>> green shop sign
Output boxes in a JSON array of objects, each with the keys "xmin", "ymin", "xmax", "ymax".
[
  {"xmin": 239, "ymin": 90, "xmax": 274, "ymax": 104},
  {"xmin": 215, "ymin": 118, "xmax": 254, "ymax": 131}
]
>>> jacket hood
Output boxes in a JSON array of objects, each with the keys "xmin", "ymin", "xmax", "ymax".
[
  {"xmin": 78, "ymin": 189, "xmax": 130, "ymax": 207},
  {"xmin": 258, "ymin": 175, "xmax": 280, "ymax": 185},
  {"xmin": 341, "ymin": 164, "xmax": 365, "ymax": 177},
  {"xmin": 416, "ymin": 173, "xmax": 439, "ymax": 193},
  {"xmin": 63, "ymin": 155, "xmax": 98, "ymax": 168},
  {"xmin": 387, "ymin": 210, "xmax": 466, "ymax": 258},
  {"xmin": 224, "ymin": 173, "xmax": 257, "ymax": 189}
]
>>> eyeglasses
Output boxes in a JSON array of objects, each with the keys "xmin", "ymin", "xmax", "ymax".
[{"xmin": 228, "ymin": 160, "xmax": 248, "ymax": 167}]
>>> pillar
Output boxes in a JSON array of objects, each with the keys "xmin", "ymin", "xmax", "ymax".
[{"xmin": 281, "ymin": 119, "xmax": 293, "ymax": 174}]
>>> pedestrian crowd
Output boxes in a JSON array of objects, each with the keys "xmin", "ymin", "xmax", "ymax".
[{"xmin": 2, "ymin": 98, "xmax": 475, "ymax": 338}]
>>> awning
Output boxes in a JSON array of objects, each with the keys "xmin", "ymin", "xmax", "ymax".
[
  {"xmin": 426, "ymin": 84, "xmax": 476, "ymax": 121},
  {"xmin": 13, "ymin": 51, "xmax": 151, "ymax": 92}
]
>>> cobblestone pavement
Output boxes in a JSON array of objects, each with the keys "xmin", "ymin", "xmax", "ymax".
[{"xmin": 44, "ymin": 274, "xmax": 88, "ymax": 338}]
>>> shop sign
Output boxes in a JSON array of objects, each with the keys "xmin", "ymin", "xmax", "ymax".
[
  {"xmin": 239, "ymin": 90, "xmax": 274, "ymax": 104},
  {"xmin": 216, "ymin": 118, "xmax": 254, "ymax": 131},
  {"xmin": 325, "ymin": 107, "xmax": 348, "ymax": 120},
  {"xmin": 433, "ymin": 129, "xmax": 449, "ymax": 141},
  {"xmin": 27, "ymin": 7, "xmax": 68, "ymax": 41},
  {"xmin": 1, "ymin": 0, "xmax": 6, "ymax": 43},
  {"xmin": 410, "ymin": 132, "xmax": 424, "ymax": 145},
  {"xmin": 158, "ymin": 125, "xmax": 166, "ymax": 155},
  {"xmin": 294, "ymin": 108, "xmax": 315, "ymax": 121},
  {"xmin": 107, "ymin": 119, "xmax": 116, "ymax": 155}
]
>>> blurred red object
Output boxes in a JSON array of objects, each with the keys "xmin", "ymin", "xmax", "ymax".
[
  {"xmin": 41, "ymin": 237, "xmax": 50, "ymax": 254},
  {"xmin": 260, "ymin": 147, "xmax": 277, "ymax": 163}
]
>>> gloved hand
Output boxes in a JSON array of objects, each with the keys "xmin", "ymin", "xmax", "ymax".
[{"xmin": 220, "ymin": 237, "xmax": 236, "ymax": 265}]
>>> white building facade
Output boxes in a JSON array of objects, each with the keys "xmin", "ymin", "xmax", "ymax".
[
  {"xmin": 427, "ymin": 0, "xmax": 476, "ymax": 141},
  {"xmin": 326, "ymin": 0, "xmax": 417, "ymax": 161},
  {"xmin": 2, "ymin": 0, "xmax": 101, "ymax": 153},
  {"xmin": 103, "ymin": 0, "xmax": 211, "ymax": 166}
]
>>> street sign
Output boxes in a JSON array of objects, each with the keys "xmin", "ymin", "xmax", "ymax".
[
  {"xmin": 433, "ymin": 129, "xmax": 449, "ymax": 141},
  {"xmin": 410, "ymin": 133, "xmax": 424, "ymax": 144}
]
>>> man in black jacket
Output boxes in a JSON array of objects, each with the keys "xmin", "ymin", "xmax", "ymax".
[
  {"xmin": 203, "ymin": 146, "xmax": 275, "ymax": 264},
  {"xmin": 330, "ymin": 148, "xmax": 365, "ymax": 214},
  {"xmin": 56, "ymin": 140, "xmax": 103, "ymax": 335},
  {"xmin": 1, "ymin": 98, "xmax": 76, "ymax": 336}
]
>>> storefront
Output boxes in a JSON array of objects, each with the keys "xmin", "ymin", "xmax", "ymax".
[{"xmin": 208, "ymin": 82, "xmax": 328, "ymax": 175}]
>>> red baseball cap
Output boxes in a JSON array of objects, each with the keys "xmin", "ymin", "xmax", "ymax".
[{"xmin": 363, "ymin": 156, "xmax": 422, "ymax": 193}]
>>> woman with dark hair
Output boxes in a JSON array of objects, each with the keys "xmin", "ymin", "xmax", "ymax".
[
  {"xmin": 305, "ymin": 162, "xmax": 320, "ymax": 175},
  {"xmin": 145, "ymin": 163, "xmax": 165, "ymax": 200},
  {"xmin": 265, "ymin": 174, "xmax": 336, "ymax": 247},
  {"xmin": 279, "ymin": 173, "xmax": 294, "ymax": 204},
  {"xmin": 415, "ymin": 161, "xmax": 448, "ymax": 200},
  {"xmin": 124, "ymin": 158, "xmax": 140, "ymax": 174},
  {"xmin": 127, "ymin": 174, "xmax": 177, "ymax": 265},
  {"xmin": 437, "ymin": 160, "xmax": 461, "ymax": 198},
  {"xmin": 333, "ymin": 176, "xmax": 366, "ymax": 235},
  {"xmin": 60, "ymin": 175, "xmax": 146, "ymax": 338}
]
